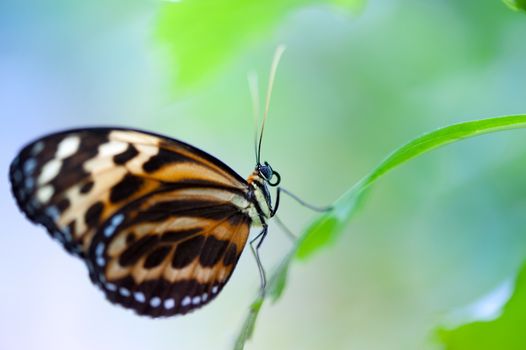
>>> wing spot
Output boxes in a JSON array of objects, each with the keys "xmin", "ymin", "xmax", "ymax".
[
  {"xmin": 104, "ymin": 214, "xmax": 124, "ymax": 237},
  {"xmin": 105, "ymin": 283, "xmax": 117, "ymax": 292},
  {"xmin": 181, "ymin": 296, "xmax": 191, "ymax": 307},
  {"xmin": 113, "ymin": 144, "xmax": 139, "ymax": 165},
  {"xmin": 192, "ymin": 296, "xmax": 201, "ymax": 305},
  {"xmin": 110, "ymin": 174, "xmax": 144, "ymax": 203},
  {"xmin": 143, "ymin": 246, "xmax": 171, "ymax": 269},
  {"xmin": 24, "ymin": 177, "xmax": 34, "ymax": 191},
  {"xmin": 37, "ymin": 185, "xmax": 54, "ymax": 203},
  {"xmin": 150, "ymin": 297, "xmax": 161, "ymax": 308},
  {"xmin": 98, "ymin": 140, "xmax": 128, "ymax": 157},
  {"xmin": 56, "ymin": 135, "xmax": 80, "ymax": 158},
  {"xmin": 56, "ymin": 197, "xmax": 70, "ymax": 212},
  {"xmin": 201, "ymin": 293, "xmax": 208, "ymax": 302},
  {"xmin": 23, "ymin": 158, "xmax": 37, "ymax": 175},
  {"xmin": 142, "ymin": 148, "xmax": 189, "ymax": 173},
  {"xmin": 38, "ymin": 159, "xmax": 62, "ymax": 185},
  {"xmin": 119, "ymin": 235, "xmax": 159, "ymax": 267},
  {"xmin": 161, "ymin": 228, "xmax": 201, "ymax": 243},
  {"xmin": 119, "ymin": 287, "xmax": 131, "ymax": 297},
  {"xmin": 199, "ymin": 236, "xmax": 229, "ymax": 267},
  {"xmin": 95, "ymin": 242, "xmax": 105, "ymax": 257},
  {"xmin": 171, "ymin": 235, "xmax": 205, "ymax": 268},
  {"xmin": 223, "ymin": 244, "xmax": 238, "ymax": 266},
  {"xmin": 96, "ymin": 256, "xmax": 105, "ymax": 267},
  {"xmin": 212, "ymin": 285, "xmax": 219, "ymax": 294},
  {"xmin": 163, "ymin": 298, "xmax": 176, "ymax": 309},
  {"xmin": 79, "ymin": 181, "xmax": 94, "ymax": 194},
  {"xmin": 85, "ymin": 201, "xmax": 104, "ymax": 227},
  {"xmin": 134, "ymin": 292, "xmax": 146, "ymax": 303},
  {"xmin": 31, "ymin": 141, "xmax": 44, "ymax": 155}
]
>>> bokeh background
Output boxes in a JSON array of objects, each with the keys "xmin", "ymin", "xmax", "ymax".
[{"xmin": 1, "ymin": 0, "xmax": 526, "ymax": 349}]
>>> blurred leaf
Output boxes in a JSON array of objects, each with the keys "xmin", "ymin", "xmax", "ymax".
[
  {"xmin": 295, "ymin": 187, "xmax": 368, "ymax": 259},
  {"xmin": 155, "ymin": 0, "xmax": 364, "ymax": 90},
  {"xmin": 234, "ymin": 114, "xmax": 526, "ymax": 349},
  {"xmin": 233, "ymin": 297, "xmax": 264, "ymax": 350},
  {"xmin": 438, "ymin": 261, "xmax": 526, "ymax": 350},
  {"xmin": 503, "ymin": 0, "xmax": 526, "ymax": 12}
]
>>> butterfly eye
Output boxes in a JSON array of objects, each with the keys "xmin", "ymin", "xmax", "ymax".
[
  {"xmin": 259, "ymin": 162, "xmax": 273, "ymax": 180},
  {"xmin": 260, "ymin": 162, "xmax": 281, "ymax": 187}
]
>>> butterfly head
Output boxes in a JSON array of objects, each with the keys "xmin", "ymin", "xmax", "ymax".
[{"xmin": 256, "ymin": 161, "xmax": 280, "ymax": 187}]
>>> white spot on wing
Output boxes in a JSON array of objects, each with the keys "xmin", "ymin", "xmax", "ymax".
[
  {"xmin": 181, "ymin": 296, "xmax": 191, "ymax": 307},
  {"xmin": 150, "ymin": 297, "xmax": 161, "ymax": 307},
  {"xmin": 105, "ymin": 283, "xmax": 117, "ymax": 291},
  {"xmin": 98, "ymin": 141, "xmax": 128, "ymax": 157},
  {"xmin": 104, "ymin": 214, "xmax": 124, "ymax": 237},
  {"xmin": 119, "ymin": 287, "xmax": 131, "ymax": 297},
  {"xmin": 192, "ymin": 296, "xmax": 201, "ymax": 305},
  {"xmin": 201, "ymin": 293, "xmax": 208, "ymax": 302},
  {"xmin": 134, "ymin": 292, "xmax": 146, "ymax": 303},
  {"xmin": 110, "ymin": 130, "xmax": 160, "ymax": 145},
  {"xmin": 56, "ymin": 136, "xmax": 80, "ymax": 159},
  {"xmin": 95, "ymin": 242, "xmax": 105, "ymax": 256},
  {"xmin": 36, "ymin": 185, "xmax": 54, "ymax": 203},
  {"xmin": 212, "ymin": 285, "xmax": 219, "ymax": 294},
  {"xmin": 38, "ymin": 159, "xmax": 62, "ymax": 184},
  {"xmin": 164, "ymin": 298, "xmax": 175, "ymax": 309}
]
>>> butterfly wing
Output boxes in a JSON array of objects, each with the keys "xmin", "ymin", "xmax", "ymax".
[
  {"xmin": 88, "ymin": 187, "xmax": 251, "ymax": 316},
  {"xmin": 10, "ymin": 128, "xmax": 252, "ymax": 316},
  {"xmin": 10, "ymin": 128, "xmax": 248, "ymax": 256}
]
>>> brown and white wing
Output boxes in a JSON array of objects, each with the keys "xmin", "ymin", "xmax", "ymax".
[
  {"xmin": 87, "ymin": 187, "xmax": 251, "ymax": 317},
  {"xmin": 9, "ymin": 128, "xmax": 248, "ymax": 257}
]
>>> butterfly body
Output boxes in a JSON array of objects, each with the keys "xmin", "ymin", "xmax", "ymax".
[{"xmin": 10, "ymin": 128, "xmax": 279, "ymax": 317}]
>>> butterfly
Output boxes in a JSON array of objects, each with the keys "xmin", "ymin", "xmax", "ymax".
[
  {"xmin": 9, "ymin": 46, "xmax": 325, "ymax": 317},
  {"xmin": 10, "ymin": 126, "xmax": 278, "ymax": 317}
]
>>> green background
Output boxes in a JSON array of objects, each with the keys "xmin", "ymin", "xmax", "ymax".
[{"xmin": 1, "ymin": 0, "xmax": 526, "ymax": 349}]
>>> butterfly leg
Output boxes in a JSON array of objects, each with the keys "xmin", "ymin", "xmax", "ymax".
[{"xmin": 250, "ymin": 224, "xmax": 268, "ymax": 293}]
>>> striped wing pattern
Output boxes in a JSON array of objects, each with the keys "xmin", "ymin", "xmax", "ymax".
[{"xmin": 9, "ymin": 128, "xmax": 252, "ymax": 317}]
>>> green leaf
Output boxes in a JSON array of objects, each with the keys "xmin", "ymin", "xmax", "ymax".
[
  {"xmin": 503, "ymin": 0, "xmax": 526, "ymax": 12},
  {"xmin": 296, "ymin": 115, "xmax": 526, "ymax": 259},
  {"xmin": 154, "ymin": 0, "xmax": 364, "ymax": 90},
  {"xmin": 233, "ymin": 297, "xmax": 264, "ymax": 350},
  {"xmin": 438, "ymin": 261, "xmax": 526, "ymax": 350},
  {"xmin": 233, "ymin": 114, "xmax": 526, "ymax": 349}
]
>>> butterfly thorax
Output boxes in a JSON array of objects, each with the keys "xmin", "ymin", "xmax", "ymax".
[{"xmin": 245, "ymin": 170, "xmax": 272, "ymax": 227}]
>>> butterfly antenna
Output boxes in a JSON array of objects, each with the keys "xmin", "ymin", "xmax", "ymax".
[
  {"xmin": 257, "ymin": 44, "xmax": 286, "ymax": 164},
  {"xmin": 248, "ymin": 71, "xmax": 261, "ymax": 163}
]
